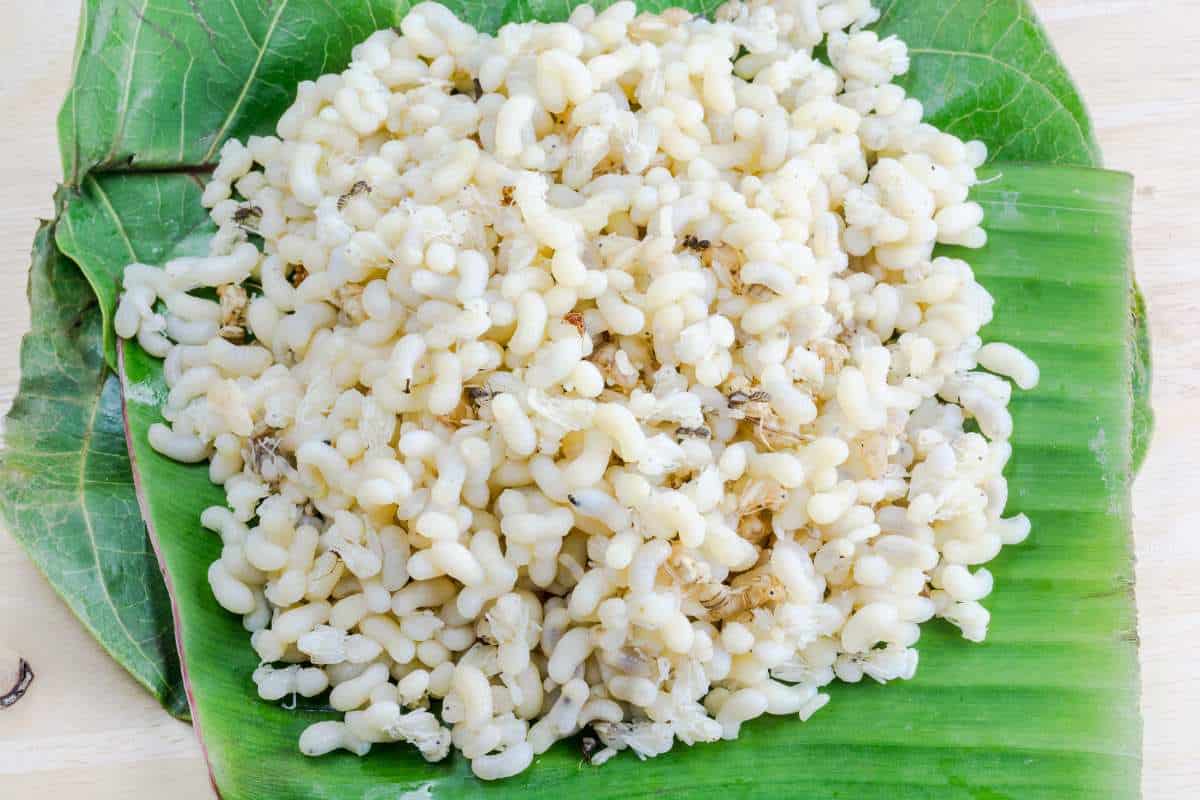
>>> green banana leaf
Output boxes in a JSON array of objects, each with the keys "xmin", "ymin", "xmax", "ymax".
[
  {"xmin": 0, "ymin": 0, "xmax": 1149, "ymax": 795},
  {"xmin": 0, "ymin": 222, "xmax": 188, "ymax": 718},
  {"xmin": 118, "ymin": 163, "xmax": 1139, "ymax": 798}
]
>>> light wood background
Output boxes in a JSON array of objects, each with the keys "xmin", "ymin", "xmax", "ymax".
[{"xmin": 1, "ymin": 1, "xmax": 1196, "ymax": 797}]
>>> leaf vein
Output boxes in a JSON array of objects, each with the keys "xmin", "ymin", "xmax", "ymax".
[
  {"xmin": 104, "ymin": 0, "xmax": 152, "ymax": 166},
  {"xmin": 202, "ymin": 0, "xmax": 293, "ymax": 162},
  {"xmin": 907, "ymin": 46, "xmax": 1089, "ymax": 146},
  {"xmin": 85, "ymin": 175, "xmax": 139, "ymax": 263},
  {"xmin": 76, "ymin": 376, "xmax": 171, "ymax": 690}
]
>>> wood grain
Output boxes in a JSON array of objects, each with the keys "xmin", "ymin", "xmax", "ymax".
[{"xmin": 0, "ymin": 1, "xmax": 1196, "ymax": 797}]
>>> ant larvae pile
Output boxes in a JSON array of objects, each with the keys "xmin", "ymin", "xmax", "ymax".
[{"xmin": 117, "ymin": 0, "xmax": 1038, "ymax": 779}]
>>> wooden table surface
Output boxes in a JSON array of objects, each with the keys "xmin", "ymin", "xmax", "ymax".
[{"xmin": 1, "ymin": 1, "xmax": 1197, "ymax": 797}]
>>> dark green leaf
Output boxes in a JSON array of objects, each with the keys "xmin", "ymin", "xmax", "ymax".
[
  {"xmin": 57, "ymin": 174, "xmax": 216, "ymax": 369},
  {"xmin": 119, "ymin": 164, "xmax": 1139, "ymax": 799},
  {"xmin": 0, "ymin": 222, "xmax": 188, "ymax": 720},
  {"xmin": 875, "ymin": 0, "xmax": 1103, "ymax": 166},
  {"xmin": 58, "ymin": 0, "xmax": 402, "ymax": 183}
]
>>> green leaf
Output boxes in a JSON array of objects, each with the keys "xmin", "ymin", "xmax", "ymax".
[
  {"xmin": 874, "ymin": 0, "xmax": 1102, "ymax": 167},
  {"xmin": 57, "ymin": 0, "xmax": 402, "ymax": 183},
  {"xmin": 0, "ymin": 222, "xmax": 189, "ymax": 720},
  {"xmin": 57, "ymin": 174, "xmax": 216, "ymax": 369},
  {"xmin": 118, "ymin": 163, "xmax": 1139, "ymax": 798}
]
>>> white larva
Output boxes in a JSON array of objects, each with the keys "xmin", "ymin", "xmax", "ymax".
[
  {"xmin": 490, "ymin": 393, "xmax": 538, "ymax": 457},
  {"xmin": 716, "ymin": 688, "xmax": 769, "ymax": 740},
  {"xmin": 977, "ymin": 342, "xmax": 1040, "ymax": 390}
]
